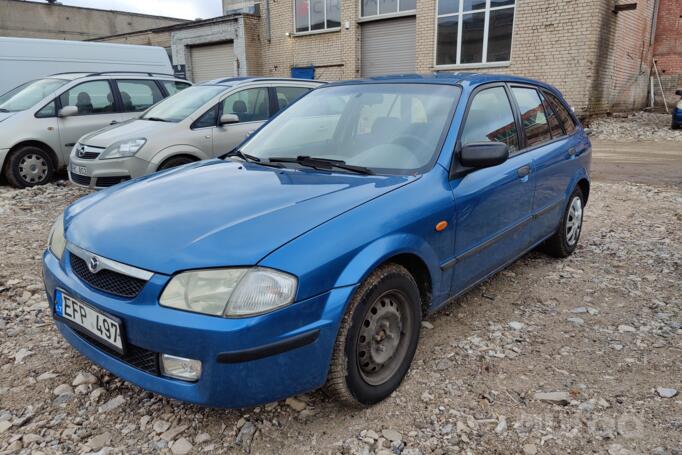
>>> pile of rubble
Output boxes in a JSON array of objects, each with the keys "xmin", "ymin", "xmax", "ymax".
[{"xmin": 589, "ymin": 112, "xmax": 682, "ymax": 142}]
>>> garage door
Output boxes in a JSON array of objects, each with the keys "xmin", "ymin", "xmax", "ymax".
[
  {"xmin": 189, "ymin": 42, "xmax": 235, "ymax": 83},
  {"xmin": 361, "ymin": 17, "xmax": 416, "ymax": 77}
]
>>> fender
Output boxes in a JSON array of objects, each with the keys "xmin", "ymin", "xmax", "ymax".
[{"xmin": 146, "ymin": 144, "xmax": 210, "ymax": 172}]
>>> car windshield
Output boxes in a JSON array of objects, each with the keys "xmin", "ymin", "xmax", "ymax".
[
  {"xmin": 0, "ymin": 78, "xmax": 68, "ymax": 112},
  {"xmin": 141, "ymin": 85, "xmax": 226, "ymax": 122},
  {"xmin": 239, "ymin": 83, "xmax": 460, "ymax": 174}
]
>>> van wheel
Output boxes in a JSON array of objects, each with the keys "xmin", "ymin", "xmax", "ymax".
[
  {"xmin": 158, "ymin": 156, "xmax": 195, "ymax": 171},
  {"xmin": 543, "ymin": 186, "xmax": 584, "ymax": 258},
  {"xmin": 325, "ymin": 264, "xmax": 421, "ymax": 407},
  {"xmin": 4, "ymin": 146, "xmax": 55, "ymax": 188}
]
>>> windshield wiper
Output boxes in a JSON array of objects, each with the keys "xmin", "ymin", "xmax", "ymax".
[
  {"xmin": 144, "ymin": 117, "xmax": 168, "ymax": 122},
  {"xmin": 224, "ymin": 149, "xmax": 283, "ymax": 168},
  {"xmin": 268, "ymin": 156, "xmax": 374, "ymax": 175}
]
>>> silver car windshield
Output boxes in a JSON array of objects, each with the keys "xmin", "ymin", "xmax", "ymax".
[
  {"xmin": 240, "ymin": 83, "xmax": 460, "ymax": 174},
  {"xmin": 0, "ymin": 78, "xmax": 68, "ymax": 112},
  {"xmin": 141, "ymin": 85, "xmax": 226, "ymax": 122}
]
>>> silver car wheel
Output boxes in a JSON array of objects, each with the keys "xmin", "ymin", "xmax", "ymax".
[
  {"xmin": 565, "ymin": 196, "xmax": 583, "ymax": 246},
  {"xmin": 18, "ymin": 153, "xmax": 49, "ymax": 184}
]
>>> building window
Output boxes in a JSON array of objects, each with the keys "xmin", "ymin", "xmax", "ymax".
[
  {"xmin": 295, "ymin": 0, "xmax": 341, "ymax": 33},
  {"xmin": 361, "ymin": 0, "xmax": 416, "ymax": 18},
  {"xmin": 436, "ymin": 0, "xmax": 515, "ymax": 67}
]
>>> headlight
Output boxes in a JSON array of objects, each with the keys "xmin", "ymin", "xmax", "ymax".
[
  {"xmin": 99, "ymin": 138, "xmax": 146, "ymax": 160},
  {"xmin": 159, "ymin": 267, "xmax": 297, "ymax": 317},
  {"xmin": 48, "ymin": 213, "xmax": 66, "ymax": 260}
]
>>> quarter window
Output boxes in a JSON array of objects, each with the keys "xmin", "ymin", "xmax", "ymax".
[
  {"xmin": 544, "ymin": 92, "xmax": 576, "ymax": 135},
  {"xmin": 361, "ymin": 0, "xmax": 416, "ymax": 18},
  {"xmin": 116, "ymin": 80, "xmax": 164, "ymax": 112},
  {"xmin": 461, "ymin": 86, "xmax": 518, "ymax": 152},
  {"xmin": 436, "ymin": 0, "xmax": 515, "ymax": 66},
  {"xmin": 512, "ymin": 87, "xmax": 551, "ymax": 148},
  {"xmin": 221, "ymin": 88, "xmax": 269, "ymax": 123},
  {"xmin": 58, "ymin": 81, "xmax": 114, "ymax": 115},
  {"xmin": 295, "ymin": 0, "xmax": 341, "ymax": 33}
]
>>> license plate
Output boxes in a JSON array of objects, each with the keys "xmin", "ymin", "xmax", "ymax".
[
  {"xmin": 70, "ymin": 164, "xmax": 89, "ymax": 176},
  {"xmin": 55, "ymin": 290, "xmax": 124, "ymax": 353}
]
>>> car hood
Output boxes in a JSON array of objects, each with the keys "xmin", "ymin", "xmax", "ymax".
[
  {"xmin": 65, "ymin": 160, "xmax": 416, "ymax": 275},
  {"xmin": 80, "ymin": 119, "xmax": 176, "ymax": 147}
]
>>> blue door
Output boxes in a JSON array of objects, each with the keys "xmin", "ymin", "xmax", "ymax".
[{"xmin": 449, "ymin": 85, "xmax": 535, "ymax": 295}]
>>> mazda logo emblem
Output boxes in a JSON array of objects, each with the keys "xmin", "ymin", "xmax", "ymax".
[{"xmin": 88, "ymin": 256, "xmax": 100, "ymax": 273}]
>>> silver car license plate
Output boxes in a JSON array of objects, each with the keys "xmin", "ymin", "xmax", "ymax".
[
  {"xmin": 55, "ymin": 290, "xmax": 124, "ymax": 353},
  {"xmin": 70, "ymin": 164, "xmax": 89, "ymax": 176}
]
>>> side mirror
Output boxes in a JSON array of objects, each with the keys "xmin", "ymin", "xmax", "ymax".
[
  {"xmin": 58, "ymin": 106, "xmax": 78, "ymax": 118},
  {"xmin": 676, "ymin": 89, "xmax": 682, "ymax": 97},
  {"xmin": 459, "ymin": 142, "xmax": 509, "ymax": 168},
  {"xmin": 219, "ymin": 113, "xmax": 240, "ymax": 125}
]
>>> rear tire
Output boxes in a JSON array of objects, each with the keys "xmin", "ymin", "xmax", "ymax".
[
  {"xmin": 543, "ymin": 186, "xmax": 584, "ymax": 258},
  {"xmin": 158, "ymin": 156, "xmax": 195, "ymax": 171},
  {"xmin": 4, "ymin": 145, "xmax": 55, "ymax": 188},
  {"xmin": 325, "ymin": 264, "xmax": 421, "ymax": 407}
]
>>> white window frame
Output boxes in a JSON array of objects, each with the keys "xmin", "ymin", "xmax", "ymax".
[
  {"xmin": 434, "ymin": 0, "xmax": 516, "ymax": 69},
  {"xmin": 358, "ymin": 0, "xmax": 416, "ymax": 20},
  {"xmin": 293, "ymin": 0, "xmax": 341, "ymax": 35}
]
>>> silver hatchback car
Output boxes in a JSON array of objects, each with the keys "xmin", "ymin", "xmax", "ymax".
[
  {"xmin": 0, "ymin": 72, "xmax": 191, "ymax": 187},
  {"xmin": 69, "ymin": 77, "xmax": 323, "ymax": 189}
]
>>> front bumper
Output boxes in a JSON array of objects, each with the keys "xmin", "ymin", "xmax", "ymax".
[
  {"xmin": 43, "ymin": 249, "xmax": 353, "ymax": 408},
  {"xmin": 68, "ymin": 154, "xmax": 152, "ymax": 189}
]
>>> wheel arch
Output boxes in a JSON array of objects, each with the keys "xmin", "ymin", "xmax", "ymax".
[
  {"xmin": 576, "ymin": 178, "xmax": 590, "ymax": 206},
  {"xmin": 159, "ymin": 153, "xmax": 201, "ymax": 169},
  {"xmin": 5, "ymin": 140, "xmax": 60, "ymax": 171}
]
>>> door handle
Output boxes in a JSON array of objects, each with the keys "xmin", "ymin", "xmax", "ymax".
[
  {"xmin": 110, "ymin": 121, "xmax": 118, "ymax": 125},
  {"xmin": 517, "ymin": 165, "xmax": 531, "ymax": 178}
]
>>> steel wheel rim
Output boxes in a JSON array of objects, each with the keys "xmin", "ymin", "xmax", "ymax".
[
  {"xmin": 356, "ymin": 290, "xmax": 412, "ymax": 386},
  {"xmin": 565, "ymin": 196, "xmax": 583, "ymax": 246},
  {"xmin": 18, "ymin": 153, "xmax": 48, "ymax": 184}
]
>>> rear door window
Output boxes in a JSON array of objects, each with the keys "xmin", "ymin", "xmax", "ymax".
[
  {"xmin": 221, "ymin": 88, "xmax": 269, "ymax": 123},
  {"xmin": 161, "ymin": 80, "xmax": 192, "ymax": 96},
  {"xmin": 544, "ymin": 92, "xmax": 576, "ymax": 134},
  {"xmin": 461, "ymin": 86, "xmax": 519, "ymax": 152},
  {"xmin": 511, "ymin": 87, "xmax": 551, "ymax": 148},
  {"xmin": 540, "ymin": 92, "xmax": 564, "ymax": 138},
  {"xmin": 274, "ymin": 86, "xmax": 312, "ymax": 112},
  {"xmin": 58, "ymin": 81, "xmax": 114, "ymax": 115},
  {"xmin": 116, "ymin": 80, "xmax": 164, "ymax": 112}
]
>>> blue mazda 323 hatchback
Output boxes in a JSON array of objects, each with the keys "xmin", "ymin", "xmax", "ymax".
[{"xmin": 43, "ymin": 73, "xmax": 591, "ymax": 408}]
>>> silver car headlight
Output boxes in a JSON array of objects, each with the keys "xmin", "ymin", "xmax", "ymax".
[
  {"xmin": 99, "ymin": 138, "xmax": 146, "ymax": 160},
  {"xmin": 48, "ymin": 213, "xmax": 66, "ymax": 260},
  {"xmin": 159, "ymin": 267, "xmax": 297, "ymax": 317}
]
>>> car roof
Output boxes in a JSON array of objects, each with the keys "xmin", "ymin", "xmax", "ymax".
[
  {"xmin": 324, "ymin": 72, "xmax": 562, "ymax": 95},
  {"xmin": 199, "ymin": 77, "xmax": 326, "ymax": 87}
]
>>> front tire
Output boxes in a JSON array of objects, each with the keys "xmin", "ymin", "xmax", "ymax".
[
  {"xmin": 325, "ymin": 264, "xmax": 421, "ymax": 407},
  {"xmin": 543, "ymin": 186, "xmax": 584, "ymax": 258},
  {"xmin": 4, "ymin": 146, "xmax": 55, "ymax": 188},
  {"xmin": 158, "ymin": 156, "xmax": 195, "ymax": 171}
]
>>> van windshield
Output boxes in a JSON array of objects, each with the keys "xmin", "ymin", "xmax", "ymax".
[
  {"xmin": 141, "ymin": 85, "xmax": 226, "ymax": 122},
  {"xmin": 0, "ymin": 79, "xmax": 67, "ymax": 113}
]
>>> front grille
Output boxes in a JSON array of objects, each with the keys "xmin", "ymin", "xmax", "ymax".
[
  {"xmin": 70, "ymin": 173, "xmax": 91, "ymax": 186},
  {"xmin": 96, "ymin": 176, "xmax": 130, "ymax": 188},
  {"xmin": 70, "ymin": 254, "xmax": 146, "ymax": 298},
  {"xmin": 73, "ymin": 329, "xmax": 159, "ymax": 375},
  {"xmin": 76, "ymin": 144, "xmax": 102, "ymax": 160},
  {"xmin": 80, "ymin": 151, "xmax": 100, "ymax": 159}
]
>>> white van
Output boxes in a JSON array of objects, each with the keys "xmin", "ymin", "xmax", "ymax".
[{"xmin": 0, "ymin": 37, "xmax": 173, "ymax": 95}]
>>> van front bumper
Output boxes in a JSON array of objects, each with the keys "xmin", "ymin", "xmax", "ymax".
[{"xmin": 43, "ymin": 249, "xmax": 353, "ymax": 408}]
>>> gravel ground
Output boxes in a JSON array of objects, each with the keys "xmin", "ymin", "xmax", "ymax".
[
  {"xmin": 589, "ymin": 112, "xmax": 682, "ymax": 142},
  {"xmin": 0, "ymin": 159, "xmax": 681, "ymax": 454}
]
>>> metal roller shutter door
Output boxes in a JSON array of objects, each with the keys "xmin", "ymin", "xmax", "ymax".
[
  {"xmin": 361, "ymin": 17, "xmax": 416, "ymax": 77},
  {"xmin": 190, "ymin": 42, "xmax": 235, "ymax": 83}
]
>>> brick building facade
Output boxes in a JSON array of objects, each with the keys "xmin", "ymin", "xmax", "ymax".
[{"xmin": 653, "ymin": 0, "xmax": 682, "ymax": 107}]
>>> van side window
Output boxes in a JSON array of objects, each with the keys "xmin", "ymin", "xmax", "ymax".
[
  {"xmin": 461, "ymin": 86, "xmax": 519, "ymax": 152},
  {"xmin": 162, "ymin": 81, "xmax": 192, "ymax": 96},
  {"xmin": 58, "ymin": 81, "xmax": 114, "ymax": 115},
  {"xmin": 544, "ymin": 92, "xmax": 576, "ymax": 134},
  {"xmin": 221, "ymin": 88, "xmax": 269, "ymax": 123},
  {"xmin": 512, "ymin": 87, "xmax": 551, "ymax": 148},
  {"xmin": 116, "ymin": 80, "xmax": 164, "ymax": 112},
  {"xmin": 274, "ymin": 86, "xmax": 311, "ymax": 112},
  {"xmin": 540, "ymin": 92, "xmax": 564, "ymax": 138}
]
